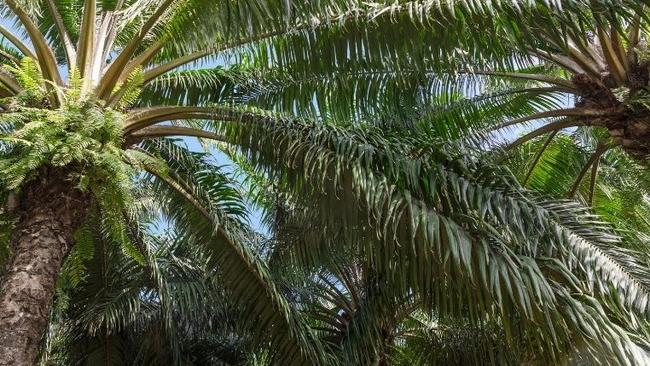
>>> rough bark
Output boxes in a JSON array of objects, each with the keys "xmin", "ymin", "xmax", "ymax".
[
  {"xmin": 571, "ymin": 73, "xmax": 650, "ymax": 161},
  {"xmin": 0, "ymin": 167, "xmax": 90, "ymax": 366},
  {"xmin": 607, "ymin": 117, "xmax": 650, "ymax": 160}
]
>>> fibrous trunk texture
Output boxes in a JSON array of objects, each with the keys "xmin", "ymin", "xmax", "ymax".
[
  {"xmin": 0, "ymin": 167, "xmax": 89, "ymax": 366},
  {"xmin": 572, "ymin": 73, "xmax": 650, "ymax": 160}
]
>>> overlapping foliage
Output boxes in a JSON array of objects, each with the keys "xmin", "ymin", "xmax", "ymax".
[{"xmin": 0, "ymin": 0, "xmax": 648, "ymax": 365}]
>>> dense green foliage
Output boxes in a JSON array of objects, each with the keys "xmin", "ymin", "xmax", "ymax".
[{"xmin": 0, "ymin": 0, "xmax": 648, "ymax": 365}]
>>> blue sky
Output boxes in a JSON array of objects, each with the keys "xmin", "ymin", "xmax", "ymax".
[{"xmin": 181, "ymin": 137, "xmax": 269, "ymax": 235}]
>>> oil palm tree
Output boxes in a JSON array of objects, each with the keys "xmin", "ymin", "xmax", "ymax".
[
  {"xmin": 212, "ymin": 1, "xmax": 650, "ymax": 357},
  {"xmin": 39, "ymin": 223, "xmax": 255, "ymax": 365},
  {"xmin": 243, "ymin": 126, "xmax": 650, "ymax": 364},
  {"xmin": 224, "ymin": 0, "xmax": 650, "ymax": 228},
  {"xmin": 0, "ymin": 0, "xmax": 650, "ymax": 365},
  {"xmin": 0, "ymin": 0, "xmax": 364, "ymax": 363}
]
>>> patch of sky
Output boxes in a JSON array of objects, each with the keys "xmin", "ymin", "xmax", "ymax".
[
  {"xmin": 174, "ymin": 136, "xmax": 270, "ymax": 236},
  {"xmin": 144, "ymin": 135, "xmax": 269, "ymax": 240}
]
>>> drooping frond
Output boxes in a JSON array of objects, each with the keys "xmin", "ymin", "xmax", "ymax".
[
  {"xmin": 133, "ymin": 138, "xmax": 331, "ymax": 365},
  {"xmin": 0, "ymin": 1, "xmax": 647, "ymax": 364},
  {"xmin": 198, "ymin": 108, "xmax": 650, "ymax": 363}
]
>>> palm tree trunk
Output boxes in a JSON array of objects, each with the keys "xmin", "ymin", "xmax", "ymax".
[
  {"xmin": 610, "ymin": 119, "xmax": 650, "ymax": 160},
  {"xmin": 0, "ymin": 167, "xmax": 90, "ymax": 366}
]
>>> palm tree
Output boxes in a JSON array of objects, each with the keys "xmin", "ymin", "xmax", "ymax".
[
  {"xmin": 246, "ymin": 126, "xmax": 650, "ymax": 364},
  {"xmin": 0, "ymin": 1, "xmax": 358, "ymax": 363},
  {"xmin": 0, "ymin": 0, "xmax": 649, "ymax": 365},
  {"xmin": 231, "ymin": 0, "xmax": 650, "ymax": 227},
  {"xmin": 39, "ymin": 224, "xmax": 255, "ymax": 365}
]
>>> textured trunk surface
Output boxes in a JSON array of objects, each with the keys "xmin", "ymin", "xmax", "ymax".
[
  {"xmin": 0, "ymin": 168, "xmax": 89, "ymax": 366},
  {"xmin": 608, "ymin": 118, "xmax": 650, "ymax": 160},
  {"xmin": 572, "ymin": 73, "xmax": 650, "ymax": 161}
]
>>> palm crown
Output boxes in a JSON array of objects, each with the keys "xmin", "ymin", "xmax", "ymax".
[{"xmin": 0, "ymin": 0, "xmax": 649, "ymax": 365}]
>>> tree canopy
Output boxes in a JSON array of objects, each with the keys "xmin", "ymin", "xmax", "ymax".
[{"xmin": 0, "ymin": 0, "xmax": 647, "ymax": 365}]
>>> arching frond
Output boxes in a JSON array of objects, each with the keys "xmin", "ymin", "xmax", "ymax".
[
  {"xmin": 134, "ymin": 139, "xmax": 330, "ymax": 365},
  {"xmin": 191, "ymin": 109, "xmax": 650, "ymax": 363}
]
